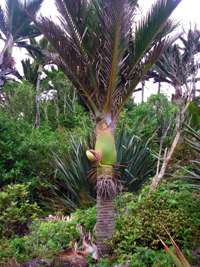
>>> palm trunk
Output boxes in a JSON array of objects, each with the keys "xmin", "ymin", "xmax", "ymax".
[
  {"xmin": 89, "ymin": 119, "xmax": 117, "ymax": 256},
  {"xmin": 34, "ymin": 65, "xmax": 42, "ymax": 128},
  {"xmin": 141, "ymin": 81, "xmax": 145, "ymax": 103},
  {"xmin": 158, "ymin": 82, "xmax": 161, "ymax": 94},
  {"xmin": 0, "ymin": 35, "xmax": 13, "ymax": 66},
  {"xmin": 96, "ymin": 196, "xmax": 115, "ymax": 255}
]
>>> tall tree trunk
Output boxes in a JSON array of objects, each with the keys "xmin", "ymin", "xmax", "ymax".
[
  {"xmin": 151, "ymin": 96, "xmax": 191, "ymax": 191},
  {"xmin": 141, "ymin": 81, "xmax": 145, "ymax": 103},
  {"xmin": 192, "ymin": 71, "xmax": 196, "ymax": 100},
  {"xmin": 158, "ymin": 82, "xmax": 161, "ymax": 94},
  {"xmin": 0, "ymin": 35, "xmax": 14, "ymax": 66},
  {"xmin": 54, "ymin": 96, "xmax": 60, "ymax": 126},
  {"xmin": 34, "ymin": 65, "xmax": 43, "ymax": 128},
  {"xmin": 87, "ymin": 119, "xmax": 117, "ymax": 256}
]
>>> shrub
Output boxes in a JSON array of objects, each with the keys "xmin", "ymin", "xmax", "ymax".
[
  {"xmin": 188, "ymin": 97, "xmax": 200, "ymax": 129},
  {"xmin": 0, "ymin": 184, "xmax": 42, "ymax": 238},
  {"xmin": 118, "ymin": 94, "xmax": 177, "ymax": 150},
  {"xmin": 1, "ymin": 181, "xmax": 199, "ymax": 266},
  {"xmin": 6, "ymin": 206, "xmax": 96, "ymax": 263},
  {"xmin": 112, "ymin": 180, "xmax": 200, "ymax": 262},
  {"xmin": 0, "ymin": 239, "xmax": 14, "ymax": 265}
]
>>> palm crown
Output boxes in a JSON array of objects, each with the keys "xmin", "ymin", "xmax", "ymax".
[
  {"xmin": 149, "ymin": 29, "xmax": 200, "ymax": 88},
  {"xmin": 0, "ymin": 0, "xmax": 43, "ymax": 44},
  {"xmin": 36, "ymin": 0, "xmax": 181, "ymax": 124}
]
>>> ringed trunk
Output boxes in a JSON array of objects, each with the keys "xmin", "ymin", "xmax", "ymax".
[{"xmin": 88, "ymin": 119, "xmax": 117, "ymax": 256}]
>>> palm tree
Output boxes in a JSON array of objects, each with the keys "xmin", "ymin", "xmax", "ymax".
[
  {"xmin": 147, "ymin": 29, "xmax": 200, "ymax": 190},
  {"xmin": 35, "ymin": 0, "xmax": 182, "ymax": 255},
  {"xmin": 21, "ymin": 36, "xmax": 53, "ymax": 128},
  {"xmin": 148, "ymin": 29, "xmax": 200, "ymax": 100},
  {"xmin": 0, "ymin": 0, "xmax": 43, "ymax": 67}
]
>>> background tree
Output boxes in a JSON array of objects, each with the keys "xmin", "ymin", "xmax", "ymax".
[
  {"xmin": 35, "ymin": 0, "xmax": 182, "ymax": 255},
  {"xmin": 22, "ymin": 37, "xmax": 53, "ymax": 128},
  {"xmin": 148, "ymin": 29, "xmax": 200, "ymax": 190},
  {"xmin": 0, "ymin": 0, "xmax": 43, "ymax": 87}
]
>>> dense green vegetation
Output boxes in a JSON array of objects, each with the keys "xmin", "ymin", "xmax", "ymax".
[
  {"xmin": 0, "ymin": 181, "xmax": 199, "ymax": 266},
  {"xmin": 0, "ymin": 85, "xmax": 200, "ymax": 266}
]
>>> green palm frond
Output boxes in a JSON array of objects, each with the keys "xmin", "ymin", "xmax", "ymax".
[
  {"xmin": 180, "ymin": 125, "xmax": 200, "ymax": 188},
  {"xmin": 21, "ymin": 58, "xmax": 39, "ymax": 86},
  {"xmin": 132, "ymin": 0, "xmax": 181, "ymax": 65},
  {"xmin": 52, "ymin": 137, "xmax": 95, "ymax": 211},
  {"xmin": 51, "ymin": 130, "xmax": 154, "ymax": 211},
  {"xmin": 116, "ymin": 126, "xmax": 155, "ymax": 191},
  {"xmin": 36, "ymin": 0, "xmax": 181, "ymax": 121},
  {"xmin": 185, "ymin": 124, "xmax": 200, "ymax": 154}
]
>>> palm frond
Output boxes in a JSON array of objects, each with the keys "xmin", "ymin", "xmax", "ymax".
[
  {"xmin": 148, "ymin": 28, "xmax": 200, "ymax": 87},
  {"xmin": 115, "ymin": 125, "xmax": 155, "ymax": 191},
  {"xmin": 36, "ymin": 0, "xmax": 181, "ymax": 121},
  {"xmin": 0, "ymin": 6, "xmax": 8, "ymax": 37},
  {"xmin": 3, "ymin": 0, "xmax": 42, "ymax": 41},
  {"xmin": 184, "ymin": 124, "xmax": 200, "ymax": 153},
  {"xmin": 21, "ymin": 58, "xmax": 39, "ymax": 86},
  {"xmin": 116, "ymin": 38, "xmax": 169, "ymax": 114},
  {"xmin": 180, "ymin": 125, "xmax": 200, "ymax": 189},
  {"xmin": 131, "ymin": 0, "xmax": 181, "ymax": 66},
  {"xmin": 52, "ymin": 136, "xmax": 95, "ymax": 211}
]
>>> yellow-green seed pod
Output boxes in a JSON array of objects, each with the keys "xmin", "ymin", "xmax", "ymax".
[
  {"xmin": 86, "ymin": 150, "xmax": 96, "ymax": 161},
  {"xmin": 86, "ymin": 149, "xmax": 101, "ymax": 162}
]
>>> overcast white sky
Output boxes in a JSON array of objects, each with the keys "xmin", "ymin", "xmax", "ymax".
[
  {"xmin": 40, "ymin": 0, "xmax": 200, "ymax": 26},
  {"xmin": 1, "ymin": 0, "xmax": 200, "ymax": 101}
]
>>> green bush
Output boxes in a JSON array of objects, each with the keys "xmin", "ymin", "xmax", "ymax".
[
  {"xmin": 3, "ymin": 206, "xmax": 96, "ymax": 263},
  {"xmin": 9, "ymin": 220, "xmax": 79, "ymax": 262},
  {"xmin": 0, "ymin": 111, "xmax": 90, "ymax": 209},
  {"xmin": 0, "ymin": 184, "xmax": 42, "ymax": 238},
  {"xmin": 0, "ymin": 239, "xmax": 14, "ymax": 265},
  {"xmin": 111, "ymin": 181, "xmax": 200, "ymax": 266},
  {"xmin": 116, "ymin": 247, "xmax": 175, "ymax": 267},
  {"xmin": 1, "ymin": 81, "xmax": 35, "ymax": 123},
  {"xmin": 118, "ymin": 94, "xmax": 177, "ymax": 150},
  {"xmin": 1, "ymin": 180, "xmax": 199, "ymax": 266},
  {"xmin": 112, "ymin": 180, "xmax": 200, "ymax": 264},
  {"xmin": 0, "ymin": 113, "xmax": 66, "ymax": 186},
  {"xmin": 188, "ymin": 97, "xmax": 200, "ymax": 129}
]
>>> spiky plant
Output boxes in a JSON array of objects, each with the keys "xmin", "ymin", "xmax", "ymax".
[
  {"xmin": 35, "ymin": 0, "xmax": 182, "ymax": 254},
  {"xmin": 52, "ymin": 129, "xmax": 155, "ymax": 212},
  {"xmin": 181, "ymin": 124, "xmax": 200, "ymax": 187}
]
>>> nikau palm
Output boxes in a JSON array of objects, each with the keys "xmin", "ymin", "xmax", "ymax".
[
  {"xmin": 0, "ymin": 0, "xmax": 43, "ymax": 67},
  {"xmin": 36, "ymin": 0, "xmax": 182, "ymax": 255}
]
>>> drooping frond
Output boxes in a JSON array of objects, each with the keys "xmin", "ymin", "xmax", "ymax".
[
  {"xmin": 131, "ymin": 0, "xmax": 181, "ymax": 65},
  {"xmin": 36, "ymin": 0, "xmax": 182, "ymax": 121}
]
